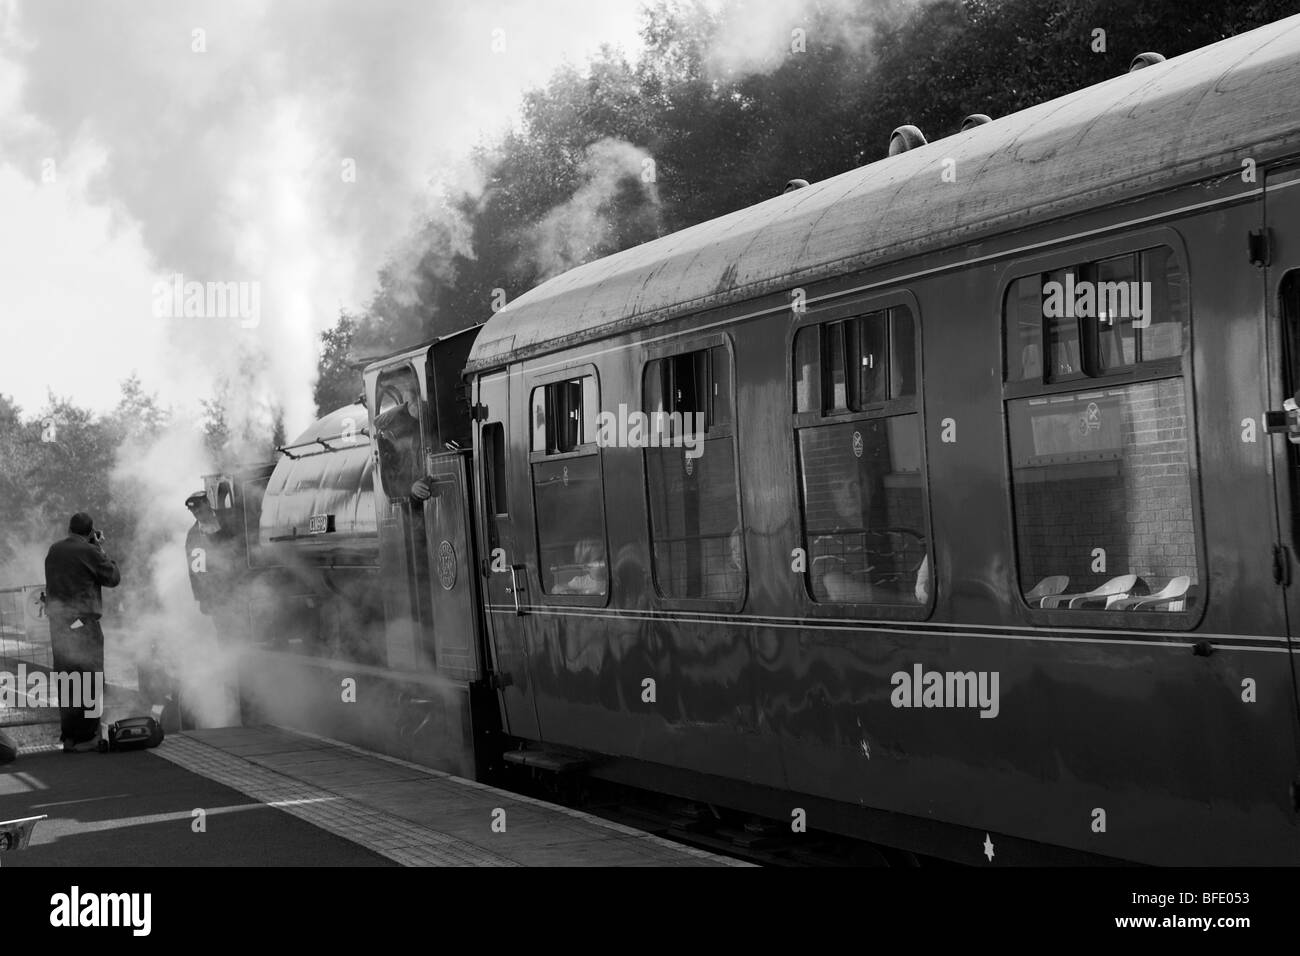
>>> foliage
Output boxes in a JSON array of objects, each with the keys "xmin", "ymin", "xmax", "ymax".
[
  {"xmin": 313, "ymin": 313, "xmax": 365, "ymax": 416},
  {"xmin": 315, "ymin": 0, "xmax": 1300, "ymax": 413},
  {"xmin": 0, "ymin": 379, "xmax": 168, "ymax": 610}
]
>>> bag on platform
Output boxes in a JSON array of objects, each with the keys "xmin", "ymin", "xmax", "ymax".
[{"xmin": 96, "ymin": 716, "xmax": 164, "ymax": 753}]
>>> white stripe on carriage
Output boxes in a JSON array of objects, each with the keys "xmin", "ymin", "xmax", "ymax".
[{"xmin": 485, "ymin": 604, "xmax": 1292, "ymax": 651}]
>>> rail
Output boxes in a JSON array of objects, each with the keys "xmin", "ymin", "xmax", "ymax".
[{"xmin": 275, "ymin": 427, "xmax": 371, "ymax": 461}]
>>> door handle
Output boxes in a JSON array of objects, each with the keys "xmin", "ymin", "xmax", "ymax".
[
  {"xmin": 1264, "ymin": 397, "xmax": 1300, "ymax": 444},
  {"xmin": 508, "ymin": 564, "xmax": 527, "ymax": 616}
]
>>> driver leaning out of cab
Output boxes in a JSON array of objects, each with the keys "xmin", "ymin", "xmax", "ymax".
[
  {"xmin": 373, "ymin": 394, "xmax": 427, "ymax": 497},
  {"xmin": 372, "ymin": 394, "xmax": 444, "ymax": 505}
]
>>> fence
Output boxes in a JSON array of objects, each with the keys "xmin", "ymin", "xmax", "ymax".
[{"xmin": 0, "ymin": 584, "xmax": 55, "ymax": 727}]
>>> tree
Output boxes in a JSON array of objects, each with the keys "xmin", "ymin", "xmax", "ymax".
[
  {"xmin": 314, "ymin": 313, "xmax": 366, "ymax": 417},
  {"xmin": 323, "ymin": 0, "xmax": 1300, "ymax": 386},
  {"xmin": 28, "ymin": 391, "xmax": 119, "ymax": 536},
  {"xmin": 112, "ymin": 372, "xmax": 170, "ymax": 441},
  {"xmin": 0, "ymin": 393, "xmax": 38, "ymax": 570},
  {"xmin": 200, "ymin": 388, "xmax": 232, "ymax": 466}
]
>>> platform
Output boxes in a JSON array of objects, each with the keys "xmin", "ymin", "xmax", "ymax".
[{"xmin": 0, "ymin": 726, "xmax": 747, "ymax": 867}]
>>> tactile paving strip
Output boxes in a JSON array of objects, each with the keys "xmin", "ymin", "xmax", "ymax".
[
  {"xmin": 153, "ymin": 729, "xmax": 747, "ymax": 866},
  {"xmin": 152, "ymin": 734, "xmax": 518, "ymax": 866}
]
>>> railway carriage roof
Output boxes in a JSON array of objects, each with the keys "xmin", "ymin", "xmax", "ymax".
[{"xmin": 466, "ymin": 15, "xmax": 1300, "ymax": 373}]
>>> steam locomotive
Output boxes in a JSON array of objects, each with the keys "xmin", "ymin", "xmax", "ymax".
[{"xmin": 194, "ymin": 18, "xmax": 1300, "ymax": 865}]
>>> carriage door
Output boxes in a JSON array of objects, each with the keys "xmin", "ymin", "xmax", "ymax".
[
  {"xmin": 474, "ymin": 370, "xmax": 541, "ymax": 740},
  {"xmin": 1262, "ymin": 164, "xmax": 1300, "ymax": 722}
]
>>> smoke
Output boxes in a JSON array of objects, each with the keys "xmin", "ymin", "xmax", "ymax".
[
  {"xmin": 104, "ymin": 421, "xmax": 238, "ymax": 725},
  {"xmin": 348, "ymin": 167, "xmax": 486, "ymax": 357},
  {"xmin": 522, "ymin": 138, "xmax": 661, "ymax": 282},
  {"xmin": 696, "ymin": 0, "xmax": 901, "ymax": 79},
  {"xmin": 0, "ymin": 0, "xmax": 649, "ymax": 729},
  {"xmin": 0, "ymin": 0, "xmax": 623, "ymax": 439}
]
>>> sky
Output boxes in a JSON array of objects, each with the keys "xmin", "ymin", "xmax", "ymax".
[{"xmin": 0, "ymin": 0, "xmax": 649, "ymax": 435}]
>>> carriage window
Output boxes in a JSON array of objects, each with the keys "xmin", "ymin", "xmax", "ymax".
[
  {"xmin": 373, "ymin": 367, "xmax": 423, "ymax": 500},
  {"xmin": 1006, "ymin": 276, "xmax": 1043, "ymax": 382},
  {"xmin": 644, "ymin": 347, "xmax": 744, "ymax": 600},
  {"xmin": 1003, "ymin": 245, "xmax": 1198, "ymax": 615},
  {"xmin": 645, "ymin": 348, "xmax": 732, "ymax": 432},
  {"xmin": 794, "ymin": 326, "xmax": 818, "ymax": 412},
  {"xmin": 793, "ymin": 304, "xmax": 930, "ymax": 606},
  {"xmin": 531, "ymin": 376, "xmax": 597, "ymax": 454},
  {"xmin": 799, "ymin": 308, "xmax": 917, "ymax": 414},
  {"xmin": 1139, "ymin": 247, "xmax": 1186, "ymax": 361},
  {"xmin": 889, "ymin": 310, "xmax": 917, "ymax": 399},
  {"xmin": 531, "ymin": 374, "xmax": 607, "ymax": 597},
  {"xmin": 798, "ymin": 420, "xmax": 927, "ymax": 605},
  {"xmin": 1045, "ymin": 268, "xmax": 1083, "ymax": 382},
  {"xmin": 1004, "ymin": 244, "xmax": 1187, "ymax": 387},
  {"xmin": 1093, "ymin": 255, "xmax": 1138, "ymax": 372},
  {"xmin": 533, "ymin": 455, "xmax": 608, "ymax": 597},
  {"xmin": 483, "ymin": 422, "xmax": 507, "ymax": 509}
]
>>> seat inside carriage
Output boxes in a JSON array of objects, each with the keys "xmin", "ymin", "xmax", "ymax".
[
  {"xmin": 1030, "ymin": 572, "xmax": 1192, "ymax": 610},
  {"xmin": 810, "ymin": 527, "xmax": 929, "ymax": 605}
]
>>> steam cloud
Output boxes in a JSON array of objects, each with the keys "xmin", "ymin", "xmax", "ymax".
[
  {"xmin": 0, "ymin": 0, "xmax": 647, "ymax": 728},
  {"xmin": 105, "ymin": 424, "xmax": 237, "ymax": 726},
  {"xmin": 522, "ymin": 138, "xmax": 662, "ymax": 282},
  {"xmin": 2, "ymin": 0, "xmax": 482, "ymax": 438},
  {"xmin": 698, "ymin": 0, "xmax": 896, "ymax": 79}
]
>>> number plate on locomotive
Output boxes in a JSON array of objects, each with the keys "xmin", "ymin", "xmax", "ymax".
[{"xmin": 307, "ymin": 514, "xmax": 333, "ymax": 534}]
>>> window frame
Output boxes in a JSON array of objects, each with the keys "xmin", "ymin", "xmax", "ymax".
[
  {"xmin": 793, "ymin": 297, "xmax": 920, "ymax": 427},
  {"xmin": 789, "ymin": 289, "xmax": 935, "ymax": 620},
  {"xmin": 640, "ymin": 332, "xmax": 747, "ymax": 611},
  {"xmin": 996, "ymin": 227, "xmax": 1206, "ymax": 629},
  {"xmin": 481, "ymin": 421, "xmax": 508, "ymax": 556},
  {"xmin": 529, "ymin": 371, "xmax": 599, "ymax": 458},
  {"xmin": 1002, "ymin": 230, "xmax": 1188, "ymax": 401},
  {"xmin": 526, "ymin": 363, "xmax": 610, "ymax": 608}
]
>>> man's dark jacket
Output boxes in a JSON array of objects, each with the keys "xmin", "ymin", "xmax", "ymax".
[{"xmin": 44, "ymin": 535, "xmax": 120, "ymax": 620}]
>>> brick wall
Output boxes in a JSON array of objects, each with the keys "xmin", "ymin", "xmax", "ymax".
[
  {"xmin": 798, "ymin": 416, "xmax": 927, "ymax": 589},
  {"xmin": 1012, "ymin": 378, "xmax": 1196, "ymax": 597}
]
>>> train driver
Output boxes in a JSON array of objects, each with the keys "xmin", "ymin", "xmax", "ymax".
[{"xmin": 373, "ymin": 394, "xmax": 426, "ymax": 501}]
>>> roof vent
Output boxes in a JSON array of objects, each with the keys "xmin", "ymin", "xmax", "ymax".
[
  {"xmin": 889, "ymin": 125, "xmax": 927, "ymax": 156},
  {"xmin": 783, "ymin": 178, "xmax": 810, "ymax": 194},
  {"xmin": 1129, "ymin": 52, "xmax": 1165, "ymax": 72},
  {"xmin": 960, "ymin": 113, "xmax": 992, "ymax": 132}
]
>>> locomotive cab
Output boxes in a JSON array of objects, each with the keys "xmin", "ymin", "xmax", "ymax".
[
  {"xmin": 362, "ymin": 325, "xmax": 484, "ymax": 681},
  {"xmin": 232, "ymin": 331, "xmax": 495, "ymax": 776}
]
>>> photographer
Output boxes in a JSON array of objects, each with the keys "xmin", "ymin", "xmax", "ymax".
[{"xmin": 44, "ymin": 512, "xmax": 120, "ymax": 752}]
